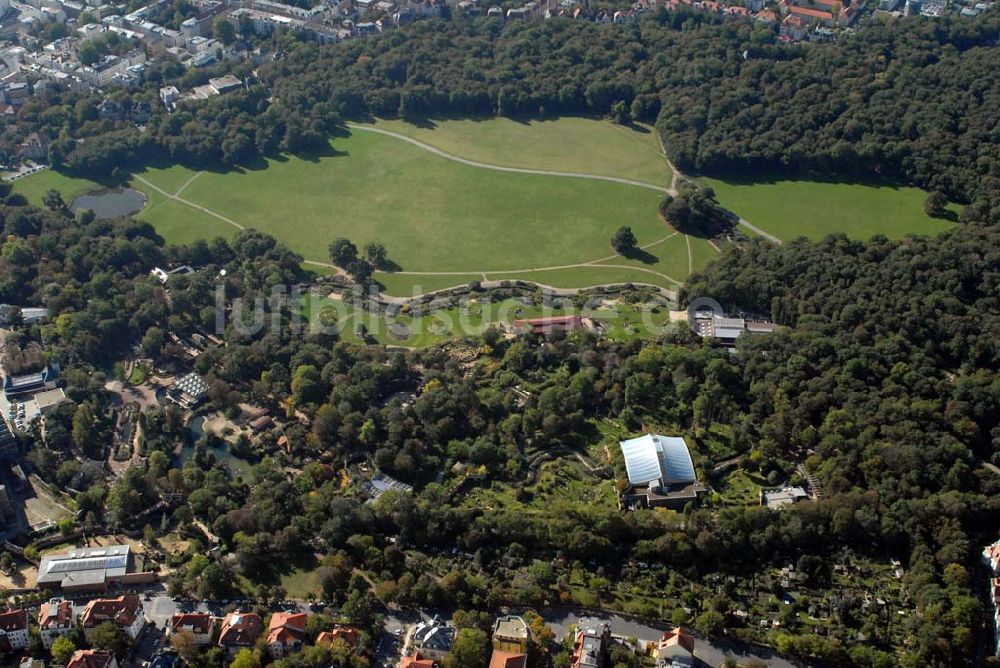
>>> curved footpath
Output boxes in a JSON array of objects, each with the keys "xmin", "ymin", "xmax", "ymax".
[
  {"xmin": 349, "ymin": 123, "xmax": 783, "ymax": 245},
  {"xmin": 347, "ymin": 123, "xmax": 674, "ymax": 194}
]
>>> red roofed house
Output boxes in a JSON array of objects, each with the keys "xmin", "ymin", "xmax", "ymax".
[
  {"xmin": 317, "ymin": 626, "xmax": 361, "ymax": 651},
  {"xmin": 0, "ymin": 608, "xmax": 29, "ymax": 651},
  {"xmin": 39, "ymin": 598, "xmax": 75, "ymax": 649},
  {"xmin": 218, "ymin": 611, "xmax": 263, "ymax": 657},
  {"xmin": 512, "ymin": 315, "xmax": 583, "ymax": 337},
  {"xmin": 169, "ymin": 612, "xmax": 215, "ymax": 646},
  {"xmin": 779, "ymin": 13, "xmax": 809, "ymax": 39},
  {"xmin": 400, "ymin": 655, "xmax": 436, "ymax": 668},
  {"xmin": 66, "ymin": 649, "xmax": 118, "ymax": 668},
  {"xmin": 657, "ymin": 627, "xmax": 695, "ymax": 665},
  {"xmin": 812, "ymin": 0, "xmax": 843, "ymax": 13},
  {"xmin": 789, "ymin": 5, "xmax": 834, "ymax": 23},
  {"xmin": 80, "ymin": 594, "xmax": 145, "ymax": 641},
  {"xmin": 489, "ymin": 649, "xmax": 528, "ymax": 668},
  {"xmin": 266, "ymin": 611, "xmax": 308, "ymax": 658}
]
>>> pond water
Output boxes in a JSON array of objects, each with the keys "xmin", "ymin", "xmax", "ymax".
[
  {"xmin": 179, "ymin": 415, "xmax": 254, "ymax": 479},
  {"xmin": 70, "ymin": 188, "xmax": 146, "ymax": 219}
]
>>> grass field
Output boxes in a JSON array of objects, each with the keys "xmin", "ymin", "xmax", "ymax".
[
  {"xmin": 703, "ymin": 177, "xmax": 957, "ymax": 241},
  {"xmin": 14, "ymin": 118, "xmax": 688, "ymax": 294},
  {"xmin": 11, "ymin": 169, "xmax": 102, "ymax": 204},
  {"xmin": 368, "ymin": 116, "xmax": 671, "ymax": 186}
]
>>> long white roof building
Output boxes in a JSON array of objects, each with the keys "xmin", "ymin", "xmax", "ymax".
[{"xmin": 619, "ymin": 434, "xmax": 696, "ymax": 486}]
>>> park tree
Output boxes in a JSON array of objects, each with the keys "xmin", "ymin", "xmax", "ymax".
[
  {"xmin": 171, "ymin": 629, "xmax": 201, "ymax": 663},
  {"xmin": 42, "ymin": 189, "xmax": 65, "ymax": 211},
  {"xmin": 51, "ymin": 635, "xmax": 76, "ymax": 664},
  {"xmin": 924, "ymin": 190, "xmax": 947, "ymax": 218},
  {"xmin": 364, "ymin": 242, "xmax": 388, "ymax": 268},
  {"xmin": 329, "ymin": 238, "xmax": 358, "ymax": 268},
  {"xmin": 213, "ymin": 16, "xmax": 236, "ymax": 44},
  {"xmin": 71, "ymin": 403, "xmax": 96, "ymax": 455},
  {"xmin": 443, "ymin": 628, "xmax": 490, "ymax": 668},
  {"xmin": 230, "ymin": 648, "xmax": 261, "ymax": 668},
  {"xmin": 610, "ymin": 226, "xmax": 636, "ymax": 254},
  {"xmin": 89, "ymin": 621, "xmax": 128, "ymax": 654}
]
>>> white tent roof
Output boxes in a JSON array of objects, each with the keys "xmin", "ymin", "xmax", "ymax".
[{"xmin": 619, "ymin": 434, "xmax": 696, "ymax": 486}]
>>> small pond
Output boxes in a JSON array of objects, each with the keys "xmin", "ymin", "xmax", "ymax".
[
  {"xmin": 178, "ymin": 415, "xmax": 254, "ymax": 480},
  {"xmin": 70, "ymin": 188, "xmax": 146, "ymax": 219}
]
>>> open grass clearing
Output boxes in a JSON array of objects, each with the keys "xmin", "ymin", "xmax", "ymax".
[
  {"xmin": 368, "ymin": 116, "xmax": 670, "ymax": 185},
  {"xmin": 702, "ymin": 176, "xmax": 957, "ymax": 242}
]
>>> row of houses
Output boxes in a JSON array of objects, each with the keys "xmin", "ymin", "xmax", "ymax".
[
  {"xmin": 0, "ymin": 594, "xmax": 145, "ymax": 654},
  {"xmin": 168, "ymin": 609, "xmax": 362, "ymax": 658}
]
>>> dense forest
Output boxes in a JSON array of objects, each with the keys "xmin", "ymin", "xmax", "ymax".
[{"xmin": 4, "ymin": 12, "xmax": 998, "ymax": 222}]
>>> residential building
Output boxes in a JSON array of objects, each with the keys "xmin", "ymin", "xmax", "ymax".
[
  {"xmin": 400, "ymin": 655, "xmax": 436, "ymax": 668},
  {"xmin": 571, "ymin": 618, "xmax": 609, "ymax": 668},
  {"xmin": 779, "ymin": 13, "xmax": 809, "ymax": 38},
  {"xmin": 169, "ymin": 612, "xmax": 214, "ymax": 646},
  {"xmin": 656, "ymin": 628, "xmax": 695, "ymax": 668},
  {"xmin": 38, "ymin": 598, "xmax": 75, "ymax": 649},
  {"xmin": 17, "ymin": 131, "xmax": 47, "ymax": 160},
  {"xmin": 492, "ymin": 615, "xmax": 529, "ymax": 653},
  {"xmin": 266, "ymin": 611, "xmax": 307, "ymax": 658},
  {"xmin": 218, "ymin": 611, "xmax": 263, "ymax": 656},
  {"xmin": 409, "ymin": 619, "xmax": 456, "ymax": 662},
  {"xmin": 66, "ymin": 649, "xmax": 118, "ymax": 668},
  {"xmin": 618, "ymin": 434, "xmax": 707, "ymax": 510},
  {"xmin": 80, "ymin": 594, "xmax": 145, "ymax": 640},
  {"xmin": 490, "ymin": 650, "xmax": 527, "ymax": 668},
  {"xmin": 0, "ymin": 608, "xmax": 29, "ymax": 651},
  {"xmin": 316, "ymin": 626, "xmax": 361, "ymax": 651}
]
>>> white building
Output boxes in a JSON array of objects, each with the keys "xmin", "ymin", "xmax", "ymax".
[
  {"xmin": 39, "ymin": 598, "xmax": 76, "ymax": 649},
  {"xmin": 0, "ymin": 609, "xmax": 29, "ymax": 651}
]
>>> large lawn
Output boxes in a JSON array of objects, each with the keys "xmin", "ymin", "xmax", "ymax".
[
  {"xmin": 702, "ymin": 177, "xmax": 956, "ymax": 242},
  {"xmin": 173, "ymin": 130, "xmax": 666, "ymax": 272},
  {"xmin": 11, "ymin": 118, "xmax": 696, "ymax": 295},
  {"xmin": 368, "ymin": 116, "xmax": 670, "ymax": 186}
]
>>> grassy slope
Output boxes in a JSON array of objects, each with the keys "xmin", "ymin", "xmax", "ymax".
[
  {"xmin": 703, "ymin": 177, "xmax": 956, "ymax": 241},
  {"xmin": 175, "ymin": 130, "xmax": 668, "ymax": 272},
  {"xmin": 369, "ymin": 116, "xmax": 671, "ymax": 186},
  {"xmin": 13, "ymin": 170, "xmax": 103, "ymax": 205}
]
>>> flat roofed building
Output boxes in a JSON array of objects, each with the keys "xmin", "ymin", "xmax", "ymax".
[
  {"xmin": 36, "ymin": 544, "xmax": 130, "ymax": 593},
  {"xmin": 571, "ymin": 617, "xmax": 609, "ymax": 668},
  {"xmin": 493, "ymin": 615, "xmax": 529, "ymax": 653},
  {"xmin": 761, "ymin": 486, "xmax": 809, "ymax": 509}
]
